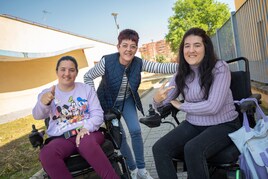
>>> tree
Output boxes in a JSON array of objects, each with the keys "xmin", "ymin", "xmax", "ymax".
[
  {"xmin": 166, "ymin": 0, "xmax": 230, "ymax": 52},
  {"xmin": 156, "ymin": 55, "xmax": 166, "ymax": 63}
]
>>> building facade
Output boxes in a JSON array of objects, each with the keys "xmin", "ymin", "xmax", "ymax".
[
  {"xmin": 139, "ymin": 39, "xmax": 176, "ymax": 62},
  {"xmin": 0, "ymin": 14, "xmax": 119, "ymax": 120}
]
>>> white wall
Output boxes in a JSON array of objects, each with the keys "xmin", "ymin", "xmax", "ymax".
[
  {"xmin": 0, "ymin": 15, "xmax": 141, "ymax": 122},
  {"xmin": 0, "ymin": 15, "xmax": 117, "ymax": 121}
]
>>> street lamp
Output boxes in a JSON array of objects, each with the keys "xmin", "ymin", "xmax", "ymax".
[
  {"xmin": 151, "ymin": 39, "xmax": 156, "ymax": 61},
  {"xmin": 111, "ymin": 13, "xmax": 119, "ymax": 36}
]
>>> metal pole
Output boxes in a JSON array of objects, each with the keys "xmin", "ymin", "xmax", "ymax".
[{"xmin": 111, "ymin": 13, "xmax": 119, "ymax": 36}]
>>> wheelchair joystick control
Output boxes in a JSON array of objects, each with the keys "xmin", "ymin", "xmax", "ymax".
[
  {"xmin": 139, "ymin": 104, "xmax": 161, "ymax": 128},
  {"xmin": 29, "ymin": 124, "xmax": 44, "ymax": 148},
  {"xmin": 148, "ymin": 104, "xmax": 156, "ymax": 116},
  {"xmin": 31, "ymin": 124, "xmax": 38, "ymax": 133}
]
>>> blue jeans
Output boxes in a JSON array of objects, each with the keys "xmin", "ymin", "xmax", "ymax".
[
  {"xmin": 152, "ymin": 118, "xmax": 241, "ymax": 179},
  {"xmin": 117, "ymin": 96, "xmax": 145, "ymax": 170}
]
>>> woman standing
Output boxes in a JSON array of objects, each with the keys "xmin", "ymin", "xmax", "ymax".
[{"xmin": 84, "ymin": 29, "xmax": 177, "ymax": 179}]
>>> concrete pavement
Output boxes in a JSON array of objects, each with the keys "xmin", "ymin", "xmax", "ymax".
[{"xmin": 134, "ymin": 83, "xmax": 187, "ymax": 179}]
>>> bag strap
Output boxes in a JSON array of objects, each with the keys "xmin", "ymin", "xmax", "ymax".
[
  {"xmin": 112, "ymin": 77, "xmax": 129, "ymax": 113},
  {"xmin": 236, "ymin": 98, "xmax": 268, "ymax": 132},
  {"xmin": 120, "ymin": 80, "xmax": 128, "ymax": 112}
]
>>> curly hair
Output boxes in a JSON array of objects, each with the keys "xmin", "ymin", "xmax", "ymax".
[{"xmin": 175, "ymin": 27, "xmax": 218, "ymax": 100}]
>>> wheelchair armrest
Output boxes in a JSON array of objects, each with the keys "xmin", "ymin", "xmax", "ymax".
[
  {"xmin": 139, "ymin": 103, "xmax": 181, "ymax": 128},
  {"xmin": 251, "ymin": 93, "xmax": 261, "ymax": 103},
  {"xmin": 139, "ymin": 104, "xmax": 162, "ymax": 128},
  {"xmin": 157, "ymin": 103, "xmax": 175, "ymax": 118},
  {"xmin": 139, "ymin": 113, "xmax": 162, "ymax": 128},
  {"xmin": 239, "ymin": 94, "xmax": 261, "ymax": 113},
  {"xmin": 29, "ymin": 124, "xmax": 44, "ymax": 148},
  {"xmin": 157, "ymin": 103, "xmax": 180, "ymax": 125},
  {"xmin": 100, "ymin": 124, "xmax": 122, "ymax": 150},
  {"xmin": 158, "ymin": 103, "xmax": 181, "ymax": 118}
]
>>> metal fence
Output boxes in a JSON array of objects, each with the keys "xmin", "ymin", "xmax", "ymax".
[{"xmin": 211, "ymin": 0, "xmax": 268, "ymax": 84}]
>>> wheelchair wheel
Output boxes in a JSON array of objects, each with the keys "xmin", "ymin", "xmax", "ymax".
[
  {"xmin": 226, "ymin": 169, "xmax": 245, "ymax": 179},
  {"xmin": 210, "ymin": 168, "xmax": 245, "ymax": 179}
]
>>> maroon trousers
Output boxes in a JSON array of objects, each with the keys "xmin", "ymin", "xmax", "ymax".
[{"xmin": 39, "ymin": 131, "xmax": 119, "ymax": 179}]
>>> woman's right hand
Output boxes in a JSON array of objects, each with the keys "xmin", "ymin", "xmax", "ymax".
[
  {"xmin": 41, "ymin": 85, "xmax": 55, "ymax": 105},
  {"xmin": 153, "ymin": 80, "xmax": 175, "ymax": 103}
]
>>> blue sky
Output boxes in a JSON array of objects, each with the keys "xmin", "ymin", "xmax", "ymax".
[{"xmin": 0, "ymin": 0, "xmax": 235, "ymax": 45}]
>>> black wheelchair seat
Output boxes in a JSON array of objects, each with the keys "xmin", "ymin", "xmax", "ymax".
[
  {"xmin": 65, "ymin": 139, "xmax": 114, "ymax": 173},
  {"xmin": 29, "ymin": 112, "xmax": 131, "ymax": 178},
  {"xmin": 208, "ymin": 144, "xmax": 240, "ymax": 166}
]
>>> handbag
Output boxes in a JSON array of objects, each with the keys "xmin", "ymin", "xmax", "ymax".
[
  {"xmin": 228, "ymin": 98, "xmax": 268, "ymax": 179},
  {"xmin": 104, "ymin": 107, "xmax": 122, "ymax": 149},
  {"xmin": 104, "ymin": 78, "xmax": 129, "ymax": 149}
]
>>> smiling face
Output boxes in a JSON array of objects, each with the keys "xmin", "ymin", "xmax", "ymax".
[
  {"xmin": 117, "ymin": 39, "xmax": 138, "ymax": 66},
  {"xmin": 56, "ymin": 60, "xmax": 77, "ymax": 91},
  {"xmin": 183, "ymin": 35, "xmax": 205, "ymax": 66}
]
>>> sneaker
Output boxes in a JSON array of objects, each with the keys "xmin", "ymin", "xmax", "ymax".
[
  {"xmin": 137, "ymin": 169, "xmax": 153, "ymax": 179},
  {"xmin": 130, "ymin": 168, "xmax": 138, "ymax": 179},
  {"xmin": 177, "ymin": 171, "xmax": 188, "ymax": 179}
]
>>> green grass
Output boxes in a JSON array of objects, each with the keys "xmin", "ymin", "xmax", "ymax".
[{"xmin": 0, "ymin": 115, "xmax": 45, "ymax": 179}]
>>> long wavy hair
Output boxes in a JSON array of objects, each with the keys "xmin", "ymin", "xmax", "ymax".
[{"xmin": 175, "ymin": 28, "xmax": 218, "ymax": 100}]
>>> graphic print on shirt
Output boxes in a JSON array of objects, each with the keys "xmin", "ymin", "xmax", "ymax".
[{"xmin": 52, "ymin": 96, "xmax": 89, "ymax": 130}]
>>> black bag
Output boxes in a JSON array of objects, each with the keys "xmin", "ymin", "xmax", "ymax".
[
  {"xmin": 104, "ymin": 108, "xmax": 122, "ymax": 149},
  {"xmin": 104, "ymin": 78, "xmax": 128, "ymax": 149}
]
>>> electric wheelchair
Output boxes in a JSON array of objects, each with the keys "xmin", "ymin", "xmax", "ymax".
[
  {"xmin": 29, "ymin": 112, "xmax": 131, "ymax": 179},
  {"xmin": 140, "ymin": 57, "xmax": 261, "ymax": 179}
]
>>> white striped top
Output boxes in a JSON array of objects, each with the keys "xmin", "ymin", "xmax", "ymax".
[{"xmin": 84, "ymin": 57, "xmax": 178, "ymax": 101}]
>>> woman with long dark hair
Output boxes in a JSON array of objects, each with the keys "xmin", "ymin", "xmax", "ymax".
[{"xmin": 152, "ymin": 28, "xmax": 240, "ymax": 179}]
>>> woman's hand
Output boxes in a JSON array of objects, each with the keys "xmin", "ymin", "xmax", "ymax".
[
  {"xmin": 153, "ymin": 80, "xmax": 175, "ymax": 103},
  {"xmin": 170, "ymin": 99, "xmax": 181, "ymax": 109},
  {"xmin": 76, "ymin": 128, "xmax": 90, "ymax": 147},
  {"xmin": 41, "ymin": 85, "xmax": 55, "ymax": 105}
]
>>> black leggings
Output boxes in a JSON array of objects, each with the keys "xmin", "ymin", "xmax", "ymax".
[{"xmin": 152, "ymin": 118, "xmax": 240, "ymax": 179}]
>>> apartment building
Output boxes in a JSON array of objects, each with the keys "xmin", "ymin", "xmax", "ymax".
[{"xmin": 139, "ymin": 40, "xmax": 176, "ymax": 62}]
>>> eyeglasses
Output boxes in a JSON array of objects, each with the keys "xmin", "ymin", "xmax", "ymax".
[{"xmin": 120, "ymin": 44, "xmax": 137, "ymax": 51}]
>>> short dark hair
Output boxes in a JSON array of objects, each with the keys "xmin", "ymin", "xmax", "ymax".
[
  {"xmin": 118, "ymin": 29, "xmax": 139, "ymax": 45},
  {"xmin": 56, "ymin": 56, "xmax": 78, "ymax": 72}
]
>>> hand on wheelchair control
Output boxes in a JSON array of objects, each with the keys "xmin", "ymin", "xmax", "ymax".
[
  {"xmin": 76, "ymin": 128, "xmax": 90, "ymax": 147},
  {"xmin": 41, "ymin": 85, "xmax": 55, "ymax": 105},
  {"xmin": 153, "ymin": 80, "xmax": 175, "ymax": 103}
]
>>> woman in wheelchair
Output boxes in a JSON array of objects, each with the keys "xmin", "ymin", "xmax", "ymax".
[
  {"xmin": 32, "ymin": 56, "xmax": 120, "ymax": 179},
  {"xmin": 152, "ymin": 28, "xmax": 241, "ymax": 179}
]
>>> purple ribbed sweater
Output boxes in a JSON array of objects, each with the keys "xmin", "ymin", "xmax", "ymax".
[{"xmin": 155, "ymin": 60, "xmax": 238, "ymax": 126}]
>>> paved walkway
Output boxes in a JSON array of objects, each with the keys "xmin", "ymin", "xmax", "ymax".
[
  {"xmin": 31, "ymin": 77, "xmax": 187, "ymax": 179},
  {"xmin": 134, "ymin": 82, "xmax": 186, "ymax": 179}
]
